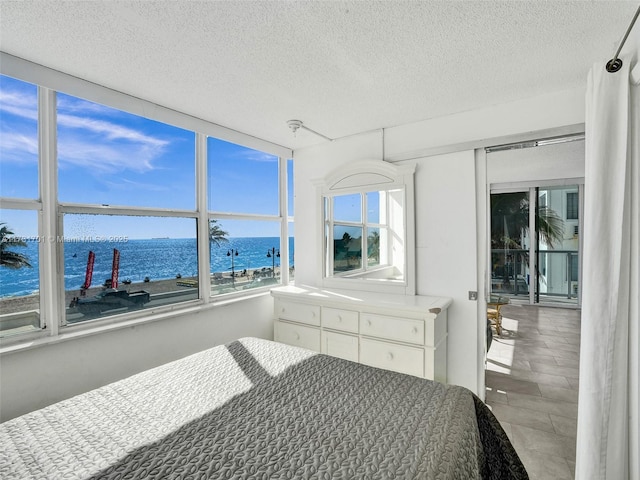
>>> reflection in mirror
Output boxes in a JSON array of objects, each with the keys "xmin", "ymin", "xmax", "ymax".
[{"xmin": 325, "ymin": 188, "xmax": 404, "ymax": 282}]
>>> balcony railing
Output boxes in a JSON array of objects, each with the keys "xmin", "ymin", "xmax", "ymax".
[{"xmin": 491, "ymin": 248, "xmax": 579, "ymax": 302}]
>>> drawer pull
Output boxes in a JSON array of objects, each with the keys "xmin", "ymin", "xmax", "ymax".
[
  {"xmin": 311, "ymin": 311, "xmax": 316, "ymax": 318},
  {"xmin": 412, "ymin": 327, "xmax": 418, "ymax": 334},
  {"xmin": 281, "ymin": 307, "xmax": 285, "ymax": 313},
  {"xmin": 337, "ymin": 315, "xmax": 342, "ymax": 322},
  {"xmin": 386, "ymin": 352, "xmax": 394, "ymax": 361},
  {"xmin": 367, "ymin": 320, "xmax": 372, "ymax": 326},
  {"xmin": 294, "ymin": 332, "xmax": 300, "ymax": 340}
]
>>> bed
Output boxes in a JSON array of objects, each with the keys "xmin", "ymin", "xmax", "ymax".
[{"xmin": 0, "ymin": 337, "xmax": 527, "ymax": 479}]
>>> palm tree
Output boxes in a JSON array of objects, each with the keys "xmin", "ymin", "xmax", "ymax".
[
  {"xmin": 367, "ymin": 230, "xmax": 380, "ymax": 263},
  {"xmin": 490, "ymin": 192, "xmax": 564, "ymax": 249},
  {"xmin": 209, "ymin": 219, "xmax": 229, "ymax": 247},
  {"xmin": 0, "ymin": 223, "xmax": 32, "ymax": 269}
]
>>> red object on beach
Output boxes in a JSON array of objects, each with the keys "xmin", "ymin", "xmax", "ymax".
[
  {"xmin": 111, "ymin": 248, "xmax": 120, "ymax": 289},
  {"xmin": 81, "ymin": 251, "xmax": 95, "ymax": 290}
]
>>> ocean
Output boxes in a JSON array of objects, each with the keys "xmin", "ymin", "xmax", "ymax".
[{"xmin": 0, "ymin": 237, "xmax": 294, "ymax": 298}]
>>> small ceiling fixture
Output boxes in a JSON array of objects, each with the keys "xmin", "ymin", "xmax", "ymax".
[{"xmin": 286, "ymin": 119, "xmax": 333, "ymax": 141}]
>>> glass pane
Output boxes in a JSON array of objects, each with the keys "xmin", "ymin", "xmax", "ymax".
[
  {"xmin": 536, "ymin": 186, "xmax": 578, "ymax": 304},
  {"xmin": 64, "ymin": 214, "xmax": 198, "ymax": 324},
  {"xmin": 367, "ymin": 191, "xmax": 380, "ymax": 224},
  {"xmin": 57, "ymin": 94, "xmax": 195, "ymax": 209},
  {"xmin": 287, "ymin": 158, "xmax": 294, "ymax": 216},
  {"xmin": 0, "ymin": 75, "xmax": 39, "ymax": 199},
  {"xmin": 367, "ymin": 227, "xmax": 380, "ymax": 267},
  {"xmin": 490, "ymin": 192, "xmax": 530, "ymax": 298},
  {"xmin": 333, "ymin": 225, "xmax": 362, "ymax": 273},
  {"xmin": 288, "ymin": 221, "xmax": 295, "ymax": 282},
  {"xmin": 209, "ymin": 218, "xmax": 281, "ymax": 295},
  {"xmin": 0, "ymin": 209, "xmax": 40, "ymax": 337},
  {"xmin": 334, "ymin": 194, "xmax": 361, "ymax": 223},
  {"xmin": 208, "ymin": 137, "xmax": 278, "ymax": 214}
]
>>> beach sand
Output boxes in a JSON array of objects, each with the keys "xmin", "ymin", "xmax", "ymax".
[{"xmin": 0, "ymin": 268, "xmax": 281, "ymax": 316}]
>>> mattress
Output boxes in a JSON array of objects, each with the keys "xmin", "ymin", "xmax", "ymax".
[{"xmin": 0, "ymin": 337, "xmax": 527, "ymax": 479}]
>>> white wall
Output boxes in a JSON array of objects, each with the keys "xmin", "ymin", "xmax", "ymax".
[
  {"xmin": 293, "ymin": 86, "xmax": 587, "ymax": 395},
  {"xmin": 487, "ymin": 139, "xmax": 585, "ymax": 185},
  {"xmin": 294, "ymin": 130, "xmax": 384, "ymax": 287},
  {"xmin": 406, "ymin": 151, "xmax": 480, "ymax": 391},
  {"xmin": 0, "ymin": 294, "xmax": 274, "ymax": 421}
]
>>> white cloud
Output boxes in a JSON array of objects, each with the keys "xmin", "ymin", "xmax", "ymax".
[
  {"xmin": 58, "ymin": 135, "xmax": 160, "ymax": 174},
  {"xmin": 58, "ymin": 113, "xmax": 168, "ymax": 147},
  {"xmin": 0, "ymin": 90, "xmax": 38, "ymax": 121}
]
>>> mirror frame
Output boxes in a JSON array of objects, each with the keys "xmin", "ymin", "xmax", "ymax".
[{"xmin": 314, "ymin": 160, "xmax": 416, "ymax": 295}]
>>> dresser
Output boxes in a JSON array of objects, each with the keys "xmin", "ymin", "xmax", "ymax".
[{"xmin": 271, "ymin": 285, "xmax": 452, "ymax": 383}]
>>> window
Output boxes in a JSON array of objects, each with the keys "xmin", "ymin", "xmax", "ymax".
[
  {"xmin": 57, "ymin": 91, "xmax": 200, "ymax": 326},
  {"xmin": 63, "ymin": 214, "xmax": 198, "ymax": 324},
  {"xmin": 566, "ymin": 192, "xmax": 578, "ymax": 220},
  {"xmin": 207, "ymin": 139, "xmax": 289, "ymax": 296},
  {"xmin": 0, "ymin": 210, "xmax": 40, "ymax": 336},
  {"xmin": 0, "ymin": 58, "xmax": 292, "ymax": 343},
  {"xmin": 208, "ymin": 137, "xmax": 278, "ymax": 215},
  {"xmin": 209, "ymin": 219, "xmax": 281, "ymax": 294},
  {"xmin": 0, "ymin": 75, "xmax": 41, "ymax": 337},
  {"xmin": 57, "ymin": 94, "xmax": 195, "ymax": 209},
  {"xmin": 0, "ymin": 75, "xmax": 38, "ymax": 199}
]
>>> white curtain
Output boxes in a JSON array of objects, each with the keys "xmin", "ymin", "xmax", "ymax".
[{"xmin": 576, "ymin": 43, "xmax": 639, "ymax": 480}]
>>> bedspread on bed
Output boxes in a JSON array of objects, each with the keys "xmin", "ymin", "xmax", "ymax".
[{"xmin": 0, "ymin": 337, "xmax": 527, "ymax": 479}]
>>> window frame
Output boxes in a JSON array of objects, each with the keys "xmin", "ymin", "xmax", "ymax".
[{"xmin": 0, "ymin": 55, "xmax": 293, "ymax": 345}]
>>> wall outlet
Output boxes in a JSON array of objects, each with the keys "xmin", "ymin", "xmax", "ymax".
[{"xmin": 469, "ymin": 291, "xmax": 478, "ymax": 301}]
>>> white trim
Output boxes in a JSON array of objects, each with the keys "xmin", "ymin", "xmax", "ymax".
[
  {"xmin": 208, "ymin": 212, "xmax": 282, "ymax": 222},
  {"xmin": 0, "ymin": 198, "xmax": 42, "ymax": 210},
  {"xmin": 38, "ymin": 86, "xmax": 59, "ymax": 335},
  {"xmin": 279, "ymin": 157, "xmax": 289, "ymax": 285},
  {"xmin": 385, "ymin": 123, "xmax": 585, "ymax": 162},
  {"xmin": 0, "ymin": 291, "xmax": 270, "ymax": 355},
  {"xmin": 0, "ymin": 52, "xmax": 292, "ymax": 159},
  {"xmin": 196, "ymin": 133, "xmax": 211, "ymax": 302},
  {"xmin": 490, "ymin": 177, "xmax": 585, "ymax": 193},
  {"xmin": 316, "ymin": 160, "xmax": 416, "ymax": 296},
  {"xmin": 59, "ymin": 203, "xmax": 199, "ymax": 218}
]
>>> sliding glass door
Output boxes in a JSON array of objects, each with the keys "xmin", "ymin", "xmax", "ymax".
[{"xmin": 490, "ymin": 184, "xmax": 581, "ymax": 306}]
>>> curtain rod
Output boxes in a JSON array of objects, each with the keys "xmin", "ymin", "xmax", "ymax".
[
  {"xmin": 485, "ymin": 132, "xmax": 585, "ymax": 153},
  {"xmin": 606, "ymin": 4, "xmax": 640, "ymax": 73}
]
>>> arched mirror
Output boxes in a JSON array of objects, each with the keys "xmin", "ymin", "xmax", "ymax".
[{"xmin": 315, "ymin": 160, "xmax": 416, "ymax": 295}]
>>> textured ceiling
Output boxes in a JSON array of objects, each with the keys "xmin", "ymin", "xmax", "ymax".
[{"xmin": 0, "ymin": 1, "xmax": 638, "ymax": 150}]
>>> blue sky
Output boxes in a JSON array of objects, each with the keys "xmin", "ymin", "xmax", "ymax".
[{"xmin": 0, "ymin": 75, "xmax": 293, "ymax": 239}]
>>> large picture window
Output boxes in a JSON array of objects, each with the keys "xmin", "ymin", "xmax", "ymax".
[{"xmin": 0, "ymin": 60, "xmax": 292, "ymax": 343}]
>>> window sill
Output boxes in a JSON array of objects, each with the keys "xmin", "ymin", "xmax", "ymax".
[{"xmin": 0, "ymin": 289, "xmax": 272, "ymax": 356}]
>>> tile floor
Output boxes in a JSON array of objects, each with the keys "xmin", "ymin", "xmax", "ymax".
[{"xmin": 484, "ymin": 304, "xmax": 581, "ymax": 480}]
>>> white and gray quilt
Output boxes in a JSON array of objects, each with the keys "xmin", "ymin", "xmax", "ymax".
[{"xmin": 0, "ymin": 337, "xmax": 527, "ymax": 479}]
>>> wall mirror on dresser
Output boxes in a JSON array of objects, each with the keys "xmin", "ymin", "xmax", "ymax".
[
  {"xmin": 315, "ymin": 160, "xmax": 416, "ymax": 295},
  {"xmin": 272, "ymin": 160, "xmax": 451, "ymax": 384}
]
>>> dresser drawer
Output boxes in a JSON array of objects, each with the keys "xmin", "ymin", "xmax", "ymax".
[
  {"xmin": 360, "ymin": 338, "xmax": 424, "ymax": 377},
  {"xmin": 274, "ymin": 320, "xmax": 320, "ymax": 352},
  {"xmin": 321, "ymin": 331, "xmax": 359, "ymax": 362},
  {"xmin": 275, "ymin": 300, "xmax": 320, "ymax": 326},
  {"xmin": 360, "ymin": 313, "xmax": 424, "ymax": 345},
  {"xmin": 322, "ymin": 307, "xmax": 359, "ymax": 333}
]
